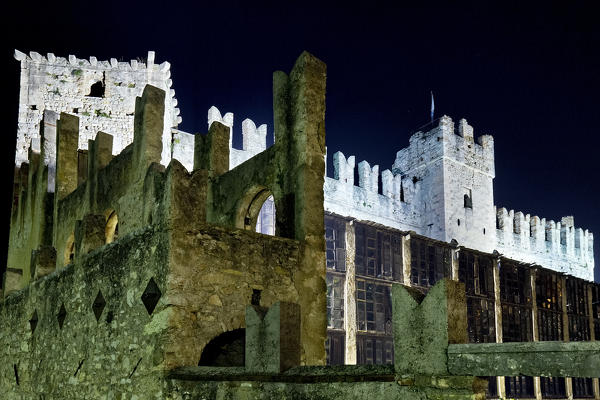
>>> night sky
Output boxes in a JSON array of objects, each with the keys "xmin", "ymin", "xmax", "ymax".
[{"xmin": 1, "ymin": 1, "xmax": 599, "ymax": 282}]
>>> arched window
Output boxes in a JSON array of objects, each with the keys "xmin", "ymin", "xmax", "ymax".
[
  {"xmin": 239, "ymin": 188, "xmax": 276, "ymax": 236},
  {"xmin": 64, "ymin": 232, "xmax": 75, "ymax": 265},
  {"xmin": 105, "ymin": 210, "xmax": 118, "ymax": 244},
  {"xmin": 198, "ymin": 329, "xmax": 245, "ymax": 367},
  {"xmin": 255, "ymin": 195, "xmax": 275, "ymax": 236}
]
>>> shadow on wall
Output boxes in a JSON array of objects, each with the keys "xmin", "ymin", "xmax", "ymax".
[{"xmin": 198, "ymin": 329, "xmax": 246, "ymax": 367}]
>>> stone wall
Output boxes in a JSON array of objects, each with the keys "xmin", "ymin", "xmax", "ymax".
[
  {"xmin": 496, "ymin": 209, "xmax": 594, "ymax": 281},
  {"xmin": 0, "ymin": 226, "xmax": 171, "ymax": 399},
  {"xmin": 324, "ymin": 151, "xmax": 423, "ymax": 232},
  {"xmin": 165, "ymin": 366, "xmax": 487, "ymax": 400},
  {"xmin": 165, "ymin": 223, "xmax": 303, "ymax": 369},
  {"xmin": 14, "ymin": 50, "xmax": 180, "ymax": 168}
]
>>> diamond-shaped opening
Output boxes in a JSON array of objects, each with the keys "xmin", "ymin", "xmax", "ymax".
[
  {"xmin": 57, "ymin": 303, "xmax": 67, "ymax": 329},
  {"xmin": 29, "ymin": 310, "xmax": 38, "ymax": 334},
  {"xmin": 92, "ymin": 291, "xmax": 106, "ymax": 322},
  {"xmin": 141, "ymin": 278, "xmax": 161, "ymax": 315}
]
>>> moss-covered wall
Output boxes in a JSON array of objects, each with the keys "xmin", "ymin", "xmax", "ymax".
[
  {"xmin": 0, "ymin": 226, "xmax": 171, "ymax": 399},
  {"xmin": 7, "ymin": 150, "xmax": 53, "ymax": 284}
]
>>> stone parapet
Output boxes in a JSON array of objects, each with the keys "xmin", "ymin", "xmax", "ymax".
[
  {"xmin": 448, "ymin": 341, "xmax": 600, "ymax": 378},
  {"xmin": 496, "ymin": 207, "xmax": 594, "ymax": 281}
]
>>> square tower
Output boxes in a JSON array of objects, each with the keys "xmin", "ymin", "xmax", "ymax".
[{"xmin": 392, "ymin": 116, "xmax": 496, "ymax": 252}]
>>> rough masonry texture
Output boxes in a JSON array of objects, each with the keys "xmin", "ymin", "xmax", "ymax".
[
  {"xmin": 14, "ymin": 50, "xmax": 180, "ymax": 168},
  {"xmin": 1, "ymin": 50, "xmax": 598, "ymax": 399}
]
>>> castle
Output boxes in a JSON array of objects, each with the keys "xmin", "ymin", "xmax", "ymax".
[{"xmin": 0, "ymin": 50, "xmax": 598, "ymax": 399}]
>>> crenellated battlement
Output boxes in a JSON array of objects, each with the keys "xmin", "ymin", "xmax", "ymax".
[
  {"xmin": 325, "ymin": 151, "xmax": 422, "ymax": 232},
  {"xmin": 393, "ymin": 116, "xmax": 494, "ymax": 177},
  {"xmin": 14, "ymin": 49, "xmax": 180, "ymax": 167},
  {"xmin": 495, "ymin": 207, "xmax": 595, "ymax": 280},
  {"xmin": 207, "ymin": 106, "xmax": 270, "ymax": 169},
  {"xmin": 14, "ymin": 49, "xmax": 176, "ymax": 78}
]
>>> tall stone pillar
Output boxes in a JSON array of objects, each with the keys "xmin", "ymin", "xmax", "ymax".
[
  {"xmin": 493, "ymin": 257, "xmax": 505, "ymax": 399},
  {"xmin": 273, "ymin": 52, "xmax": 327, "ymax": 365},
  {"xmin": 55, "ymin": 113, "xmax": 79, "ymax": 201},
  {"xmin": 561, "ymin": 276, "xmax": 574, "ymax": 399},
  {"xmin": 586, "ymin": 284, "xmax": 600, "ymax": 400},
  {"xmin": 530, "ymin": 269, "xmax": 542, "ymax": 400},
  {"xmin": 451, "ymin": 247, "xmax": 460, "ymax": 281},
  {"xmin": 344, "ymin": 220, "xmax": 357, "ymax": 364},
  {"xmin": 402, "ymin": 234, "xmax": 412, "ymax": 287}
]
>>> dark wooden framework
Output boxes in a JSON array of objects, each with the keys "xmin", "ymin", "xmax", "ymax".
[
  {"xmin": 356, "ymin": 279, "xmax": 392, "ymax": 333},
  {"xmin": 326, "ymin": 330, "xmax": 345, "ymax": 365},
  {"xmin": 536, "ymin": 269, "xmax": 563, "ymax": 341},
  {"xmin": 535, "ymin": 269, "xmax": 567, "ymax": 399},
  {"xmin": 572, "ymin": 377, "xmax": 595, "ymax": 399},
  {"xmin": 539, "ymin": 376, "xmax": 566, "ymax": 399},
  {"xmin": 500, "ymin": 262, "xmax": 532, "ymax": 342},
  {"xmin": 566, "ymin": 276, "xmax": 591, "ymax": 342},
  {"xmin": 505, "ymin": 376, "xmax": 535, "ymax": 399},
  {"xmin": 458, "ymin": 250, "xmax": 496, "ymax": 343},
  {"xmin": 410, "ymin": 237, "xmax": 451, "ymax": 289},
  {"xmin": 566, "ymin": 277, "xmax": 594, "ymax": 398},
  {"xmin": 355, "ymin": 223, "xmax": 403, "ymax": 281},
  {"xmin": 356, "ymin": 333, "xmax": 394, "ymax": 365},
  {"xmin": 325, "ymin": 214, "xmax": 347, "ymax": 366}
]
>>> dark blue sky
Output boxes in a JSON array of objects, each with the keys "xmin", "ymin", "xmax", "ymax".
[{"xmin": 1, "ymin": 1, "xmax": 599, "ymax": 281}]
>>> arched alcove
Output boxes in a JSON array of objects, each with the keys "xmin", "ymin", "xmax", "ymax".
[
  {"xmin": 105, "ymin": 210, "xmax": 118, "ymax": 244},
  {"xmin": 198, "ymin": 329, "xmax": 245, "ymax": 367}
]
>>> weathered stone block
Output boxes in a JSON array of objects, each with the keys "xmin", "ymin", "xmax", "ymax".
[
  {"xmin": 393, "ymin": 279, "xmax": 467, "ymax": 376},
  {"xmin": 56, "ymin": 113, "xmax": 79, "ymax": 200},
  {"xmin": 31, "ymin": 245, "xmax": 56, "ymax": 279},
  {"xmin": 245, "ymin": 301, "xmax": 301, "ymax": 373},
  {"xmin": 93, "ymin": 131, "xmax": 114, "ymax": 170},
  {"xmin": 75, "ymin": 214, "xmax": 106, "ymax": 256},
  {"xmin": 133, "ymin": 85, "xmax": 165, "ymax": 172},
  {"xmin": 2, "ymin": 268, "xmax": 23, "ymax": 295},
  {"xmin": 193, "ymin": 120, "xmax": 229, "ymax": 176},
  {"xmin": 448, "ymin": 341, "xmax": 600, "ymax": 378}
]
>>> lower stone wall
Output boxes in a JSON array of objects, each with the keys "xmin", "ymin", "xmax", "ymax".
[{"xmin": 0, "ymin": 225, "xmax": 170, "ymax": 399}]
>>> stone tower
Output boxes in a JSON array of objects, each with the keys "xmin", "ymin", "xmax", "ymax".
[
  {"xmin": 13, "ymin": 50, "xmax": 180, "ymax": 171},
  {"xmin": 392, "ymin": 116, "xmax": 496, "ymax": 252}
]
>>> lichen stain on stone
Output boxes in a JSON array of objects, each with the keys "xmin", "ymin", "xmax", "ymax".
[{"xmin": 144, "ymin": 308, "xmax": 171, "ymax": 335}]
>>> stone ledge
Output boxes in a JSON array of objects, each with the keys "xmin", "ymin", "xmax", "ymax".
[
  {"xmin": 448, "ymin": 341, "xmax": 600, "ymax": 378},
  {"xmin": 449, "ymin": 341, "xmax": 600, "ymax": 354},
  {"xmin": 168, "ymin": 365, "xmax": 396, "ymax": 383}
]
